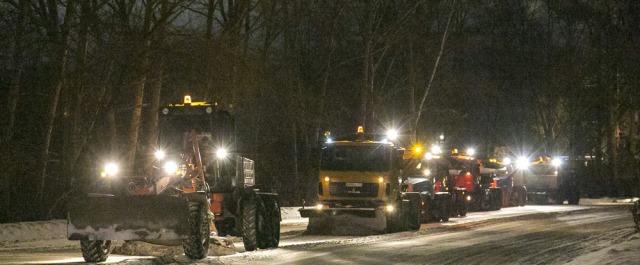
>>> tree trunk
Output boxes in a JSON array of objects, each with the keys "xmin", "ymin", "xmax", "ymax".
[
  {"xmin": 38, "ymin": 0, "xmax": 76, "ymax": 203},
  {"xmin": 414, "ymin": 0, "xmax": 456, "ymax": 133},
  {"xmin": 145, "ymin": 65, "xmax": 164, "ymax": 171},
  {"xmin": 64, "ymin": 0, "xmax": 91, "ymax": 187},
  {"xmin": 292, "ymin": 122, "xmax": 299, "ymax": 202},
  {"xmin": 358, "ymin": 40, "xmax": 372, "ymax": 127},
  {"xmin": 407, "ymin": 43, "xmax": 418, "ymax": 140},
  {"xmin": 107, "ymin": 106, "xmax": 118, "ymax": 155},
  {"xmin": 5, "ymin": 0, "xmax": 29, "ymax": 143},
  {"xmin": 125, "ymin": 63, "xmax": 148, "ymax": 173},
  {"xmin": 125, "ymin": 1, "xmax": 156, "ymax": 173}
]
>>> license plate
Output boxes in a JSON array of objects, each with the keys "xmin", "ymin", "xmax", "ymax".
[{"xmin": 345, "ymin": 182, "xmax": 363, "ymax": 187}]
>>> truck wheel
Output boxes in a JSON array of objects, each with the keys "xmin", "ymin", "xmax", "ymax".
[
  {"xmin": 258, "ymin": 199, "xmax": 280, "ymax": 249},
  {"xmin": 307, "ymin": 216, "xmax": 332, "ymax": 234},
  {"xmin": 460, "ymin": 201, "xmax": 469, "ymax": 217},
  {"xmin": 80, "ymin": 240, "xmax": 111, "ymax": 262},
  {"xmin": 489, "ymin": 190, "xmax": 502, "ymax": 210},
  {"xmin": 386, "ymin": 205, "xmax": 404, "ymax": 232},
  {"xmin": 567, "ymin": 192, "xmax": 580, "ymax": 205},
  {"xmin": 633, "ymin": 202, "xmax": 640, "ymax": 232},
  {"xmin": 481, "ymin": 198, "xmax": 491, "ymax": 211},
  {"xmin": 242, "ymin": 198, "xmax": 258, "ymax": 251},
  {"xmin": 518, "ymin": 188, "xmax": 527, "ymax": 206},
  {"xmin": 440, "ymin": 202, "xmax": 450, "ymax": 222},
  {"xmin": 408, "ymin": 198, "xmax": 421, "ymax": 230},
  {"xmin": 183, "ymin": 202, "xmax": 210, "ymax": 259}
]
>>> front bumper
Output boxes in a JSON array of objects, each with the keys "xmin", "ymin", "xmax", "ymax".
[{"xmin": 299, "ymin": 207, "xmax": 378, "ymax": 218}]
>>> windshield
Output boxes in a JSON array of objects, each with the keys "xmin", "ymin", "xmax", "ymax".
[
  {"xmin": 320, "ymin": 144, "xmax": 391, "ymax": 172},
  {"xmin": 158, "ymin": 110, "xmax": 233, "ymax": 153}
]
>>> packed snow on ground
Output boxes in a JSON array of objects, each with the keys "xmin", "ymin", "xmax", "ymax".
[
  {"xmin": 566, "ymin": 232, "xmax": 640, "ymax": 265},
  {"xmin": 112, "ymin": 236, "xmax": 236, "ymax": 257}
]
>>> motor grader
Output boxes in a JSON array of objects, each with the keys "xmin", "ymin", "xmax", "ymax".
[{"xmin": 67, "ymin": 96, "xmax": 280, "ymax": 262}]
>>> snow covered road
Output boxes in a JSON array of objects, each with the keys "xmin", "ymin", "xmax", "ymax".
[{"xmin": 1, "ymin": 205, "xmax": 637, "ymax": 264}]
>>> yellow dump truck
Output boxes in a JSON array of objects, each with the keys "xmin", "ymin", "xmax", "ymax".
[{"xmin": 299, "ymin": 127, "xmax": 421, "ymax": 233}]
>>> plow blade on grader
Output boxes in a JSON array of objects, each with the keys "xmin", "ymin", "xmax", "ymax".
[{"xmin": 67, "ymin": 194, "xmax": 190, "ymax": 242}]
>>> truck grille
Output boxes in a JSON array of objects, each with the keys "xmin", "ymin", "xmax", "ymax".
[{"xmin": 329, "ymin": 182, "xmax": 379, "ymax": 197}]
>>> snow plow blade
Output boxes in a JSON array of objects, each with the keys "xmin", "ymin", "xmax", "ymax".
[{"xmin": 67, "ymin": 194, "xmax": 190, "ymax": 241}]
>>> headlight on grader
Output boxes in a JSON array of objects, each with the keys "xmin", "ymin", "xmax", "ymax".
[
  {"xmin": 215, "ymin": 147, "xmax": 229, "ymax": 160},
  {"xmin": 154, "ymin": 149, "xmax": 166, "ymax": 160},
  {"xmin": 103, "ymin": 162, "xmax": 119, "ymax": 178},
  {"xmin": 385, "ymin": 205, "xmax": 395, "ymax": 212},
  {"xmin": 163, "ymin": 161, "xmax": 178, "ymax": 175}
]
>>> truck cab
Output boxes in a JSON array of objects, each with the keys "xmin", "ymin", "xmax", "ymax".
[{"xmin": 300, "ymin": 129, "xmax": 421, "ymax": 234}]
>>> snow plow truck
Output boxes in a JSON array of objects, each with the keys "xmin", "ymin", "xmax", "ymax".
[
  {"xmin": 67, "ymin": 96, "xmax": 281, "ymax": 262},
  {"xmin": 511, "ymin": 155, "xmax": 579, "ymax": 205},
  {"xmin": 299, "ymin": 126, "xmax": 421, "ymax": 233},
  {"xmin": 436, "ymin": 151, "xmax": 502, "ymax": 212}
]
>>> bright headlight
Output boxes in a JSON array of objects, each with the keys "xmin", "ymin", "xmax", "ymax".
[
  {"xmin": 215, "ymin": 148, "xmax": 229, "ymax": 159},
  {"xmin": 315, "ymin": 204, "xmax": 324, "ymax": 210},
  {"xmin": 466, "ymin": 148, "xmax": 476, "ymax": 156},
  {"xmin": 552, "ymin": 157, "xmax": 562, "ymax": 167},
  {"xmin": 423, "ymin": 169, "xmax": 431, "ymax": 176},
  {"xmin": 386, "ymin": 128, "xmax": 399, "ymax": 141},
  {"xmin": 103, "ymin": 162, "xmax": 119, "ymax": 177},
  {"xmin": 385, "ymin": 205, "xmax": 395, "ymax": 212},
  {"xmin": 154, "ymin": 149, "xmax": 166, "ymax": 160},
  {"xmin": 516, "ymin": 157, "xmax": 529, "ymax": 170},
  {"xmin": 431, "ymin": 144, "xmax": 442, "ymax": 155},
  {"xmin": 163, "ymin": 161, "xmax": 178, "ymax": 174},
  {"xmin": 503, "ymin": 157, "xmax": 512, "ymax": 165}
]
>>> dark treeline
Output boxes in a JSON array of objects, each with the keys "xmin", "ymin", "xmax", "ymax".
[{"xmin": 0, "ymin": 0, "xmax": 639, "ymax": 222}]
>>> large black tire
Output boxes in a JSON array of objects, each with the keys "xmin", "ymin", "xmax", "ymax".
[
  {"xmin": 632, "ymin": 201, "xmax": 640, "ymax": 232},
  {"xmin": 242, "ymin": 198, "xmax": 258, "ymax": 251},
  {"xmin": 567, "ymin": 191, "xmax": 580, "ymax": 205},
  {"xmin": 258, "ymin": 198, "xmax": 280, "ymax": 249},
  {"xmin": 440, "ymin": 201, "xmax": 450, "ymax": 222},
  {"xmin": 307, "ymin": 215, "xmax": 332, "ymax": 234},
  {"xmin": 386, "ymin": 202, "xmax": 408, "ymax": 233},
  {"xmin": 490, "ymin": 190, "xmax": 502, "ymax": 211},
  {"xmin": 460, "ymin": 204, "xmax": 468, "ymax": 216},
  {"xmin": 80, "ymin": 240, "xmax": 111, "ymax": 262},
  {"xmin": 407, "ymin": 198, "xmax": 421, "ymax": 230},
  {"xmin": 386, "ymin": 212, "xmax": 399, "ymax": 233},
  {"xmin": 183, "ymin": 202, "xmax": 210, "ymax": 259},
  {"xmin": 518, "ymin": 188, "xmax": 527, "ymax": 206}
]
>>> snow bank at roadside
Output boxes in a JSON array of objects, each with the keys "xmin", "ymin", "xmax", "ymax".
[
  {"xmin": 281, "ymin": 207, "xmax": 304, "ymax": 224},
  {"xmin": 566, "ymin": 233, "xmax": 640, "ymax": 265},
  {"xmin": 580, "ymin": 197, "xmax": 637, "ymax": 206},
  {"xmin": 0, "ymin": 220, "xmax": 66, "ymax": 243},
  {"xmin": 0, "ymin": 207, "xmax": 303, "ymax": 244}
]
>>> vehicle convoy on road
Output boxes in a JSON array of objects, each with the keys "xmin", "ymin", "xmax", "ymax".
[
  {"xmin": 67, "ymin": 96, "xmax": 281, "ymax": 262},
  {"xmin": 299, "ymin": 127, "xmax": 421, "ymax": 233}
]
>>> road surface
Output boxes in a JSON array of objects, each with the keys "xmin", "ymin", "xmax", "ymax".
[{"xmin": 0, "ymin": 205, "xmax": 637, "ymax": 264}]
